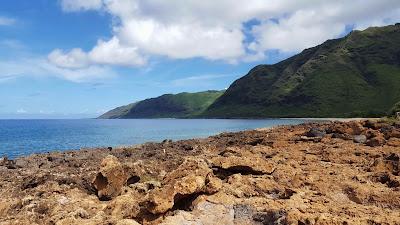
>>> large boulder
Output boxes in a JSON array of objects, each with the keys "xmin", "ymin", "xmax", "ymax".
[
  {"xmin": 147, "ymin": 158, "xmax": 221, "ymax": 214},
  {"xmin": 92, "ymin": 155, "xmax": 127, "ymax": 200}
]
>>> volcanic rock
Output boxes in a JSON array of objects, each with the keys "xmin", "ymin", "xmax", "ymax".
[
  {"xmin": 1, "ymin": 120, "xmax": 400, "ymax": 224},
  {"xmin": 366, "ymin": 135, "xmax": 386, "ymax": 147},
  {"xmin": 147, "ymin": 158, "xmax": 221, "ymax": 214},
  {"xmin": 93, "ymin": 155, "xmax": 127, "ymax": 200}
]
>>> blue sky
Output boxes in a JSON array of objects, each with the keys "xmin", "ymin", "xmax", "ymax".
[{"xmin": 0, "ymin": 0, "xmax": 399, "ymax": 118}]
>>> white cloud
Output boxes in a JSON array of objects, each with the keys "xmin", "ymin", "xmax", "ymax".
[
  {"xmin": 54, "ymin": 0, "xmax": 400, "ymax": 67},
  {"xmin": 48, "ymin": 38, "xmax": 146, "ymax": 69},
  {"xmin": 0, "ymin": 58, "xmax": 116, "ymax": 83},
  {"xmin": 48, "ymin": 48, "xmax": 90, "ymax": 69},
  {"xmin": 0, "ymin": 16, "xmax": 15, "ymax": 26},
  {"xmin": 251, "ymin": 11, "xmax": 345, "ymax": 52},
  {"xmin": 89, "ymin": 37, "xmax": 146, "ymax": 66},
  {"xmin": 251, "ymin": 0, "xmax": 400, "ymax": 53},
  {"xmin": 61, "ymin": 0, "xmax": 103, "ymax": 12},
  {"xmin": 40, "ymin": 61, "xmax": 116, "ymax": 82}
]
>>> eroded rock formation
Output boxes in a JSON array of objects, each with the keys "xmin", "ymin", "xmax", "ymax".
[{"xmin": 1, "ymin": 120, "xmax": 400, "ymax": 224}]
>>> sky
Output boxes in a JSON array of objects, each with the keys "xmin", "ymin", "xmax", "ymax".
[{"xmin": 0, "ymin": 0, "xmax": 400, "ymax": 119}]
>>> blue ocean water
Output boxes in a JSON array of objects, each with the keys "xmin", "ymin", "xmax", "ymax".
[{"xmin": 0, "ymin": 119, "xmax": 309, "ymax": 158}]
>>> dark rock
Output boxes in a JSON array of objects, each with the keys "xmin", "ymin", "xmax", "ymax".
[
  {"xmin": 21, "ymin": 175, "xmax": 50, "ymax": 190},
  {"xmin": 385, "ymin": 153, "xmax": 399, "ymax": 162},
  {"xmin": 306, "ymin": 128, "xmax": 326, "ymax": 138},
  {"xmin": 182, "ymin": 144, "xmax": 194, "ymax": 151},
  {"xmin": 252, "ymin": 210, "xmax": 287, "ymax": 225},
  {"xmin": 0, "ymin": 157, "xmax": 18, "ymax": 169}
]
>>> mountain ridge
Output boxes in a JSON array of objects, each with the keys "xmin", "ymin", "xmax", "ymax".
[
  {"xmin": 99, "ymin": 90, "xmax": 224, "ymax": 119},
  {"xmin": 202, "ymin": 24, "xmax": 400, "ymax": 118},
  {"xmin": 101, "ymin": 24, "xmax": 400, "ymax": 119}
]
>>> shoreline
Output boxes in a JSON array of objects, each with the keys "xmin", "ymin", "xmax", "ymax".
[
  {"xmin": 1, "ymin": 119, "xmax": 399, "ymax": 224},
  {"xmin": 1, "ymin": 117, "xmax": 377, "ymax": 160}
]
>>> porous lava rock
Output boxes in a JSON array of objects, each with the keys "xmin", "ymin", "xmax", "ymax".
[{"xmin": 93, "ymin": 155, "xmax": 127, "ymax": 200}]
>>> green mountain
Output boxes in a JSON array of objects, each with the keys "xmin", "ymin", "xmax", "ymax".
[
  {"xmin": 203, "ymin": 24, "xmax": 400, "ymax": 118},
  {"xmin": 99, "ymin": 90, "xmax": 224, "ymax": 119}
]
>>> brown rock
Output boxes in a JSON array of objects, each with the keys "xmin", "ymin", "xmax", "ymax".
[
  {"xmin": 147, "ymin": 158, "xmax": 220, "ymax": 214},
  {"xmin": 387, "ymin": 129, "xmax": 400, "ymax": 139},
  {"xmin": 116, "ymin": 219, "xmax": 141, "ymax": 225},
  {"xmin": 371, "ymin": 158, "xmax": 399, "ymax": 175},
  {"xmin": 104, "ymin": 194, "xmax": 141, "ymax": 219},
  {"xmin": 348, "ymin": 121, "xmax": 365, "ymax": 135},
  {"xmin": 148, "ymin": 186, "xmax": 175, "ymax": 214},
  {"xmin": 387, "ymin": 138, "xmax": 400, "ymax": 147},
  {"xmin": 203, "ymin": 173, "xmax": 223, "ymax": 194},
  {"xmin": 363, "ymin": 129, "xmax": 381, "ymax": 139},
  {"xmin": 364, "ymin": 120, "xmax": 385, "ymax": 130},
  {"xmin": 2, "ymin": 120, "xmax": 400, "ymax": 224},
  {"xmin": 160, "ymin": 200, "xmax": 234, "ymax": 225},
  {"xmin": 366, "ymin": 135, "xmax": 386, "ymax": 147},
  {"xmin": 92, "ymin": 155, "xmax": 127, "ymax": 200}
]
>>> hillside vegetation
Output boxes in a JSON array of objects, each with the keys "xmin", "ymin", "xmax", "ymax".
[
  {"xmin": 99, "ymin": 90, "xmax": 224, "ymax": 119},
  {"xmin": 203, "ymin": 24, "xmax": 400, "ymax": 118},
  {"xmin": 101, "ymin": 24, "xmax": 400, "ymax": 119}
]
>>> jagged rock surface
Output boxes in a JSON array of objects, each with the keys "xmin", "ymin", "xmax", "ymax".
[{"xmin": 1, "ymin": 120, "xmax": 400, "ymax": 224}]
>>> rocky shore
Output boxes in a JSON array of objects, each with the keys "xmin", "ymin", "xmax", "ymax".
[{"xmin": 0, "ymin": 120, "xmax": 400, "ymax": 225}]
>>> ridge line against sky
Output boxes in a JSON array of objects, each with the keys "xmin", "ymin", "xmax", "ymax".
[{"xmin": 0, "ymin": 0, "xmax": 400, "ymax": 118}]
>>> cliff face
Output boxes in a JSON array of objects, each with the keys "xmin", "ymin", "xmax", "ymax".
[
  {"xmin": 204, "ymin": 24, "xmax": 400, "ymax": 118},
  {"xmin": 1, "ymin": 120, "xmax": 400, "ymax": 224}
]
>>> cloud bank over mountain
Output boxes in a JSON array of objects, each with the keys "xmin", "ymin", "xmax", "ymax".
[{"xmin": 50, "ymin": 0, "xmax": 400, "ymax": 69}]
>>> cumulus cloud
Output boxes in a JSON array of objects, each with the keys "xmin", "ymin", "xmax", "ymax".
[
  {"xmin": 89, "ymin": 37, "xmax": 146, "ymax": 66},
  {"xmin": 251, "ymin": 0, "xmax": 400, "ymax": 52},
  {"xmin": 0, "ymin": 16, "xmax": 16, "ymax": 26},
  {"xmin": 53, "ymin": 0, "xmax": 400, "ymax": 68},
  {"xmin": 48, "ymin": 38, "xmax": 146, "ymax": 69}
]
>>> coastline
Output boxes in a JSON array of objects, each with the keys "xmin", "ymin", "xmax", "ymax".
[{"xmin": 1, "ymin": 119, "xmax": 399, "ymax": 224}]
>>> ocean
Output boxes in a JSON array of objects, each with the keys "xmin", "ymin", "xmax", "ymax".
[{"xmin": 0, "ymin": 119, "xmax": 309, "ymax": 158}]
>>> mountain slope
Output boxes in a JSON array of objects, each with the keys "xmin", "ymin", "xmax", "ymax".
[
  {"xmin": 99, "ymin": 90, "xmax": 224, "ymax": 119},
  {"xmin": 203, "ymin": 24, "xmax": 400, "ymax": 118}
]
